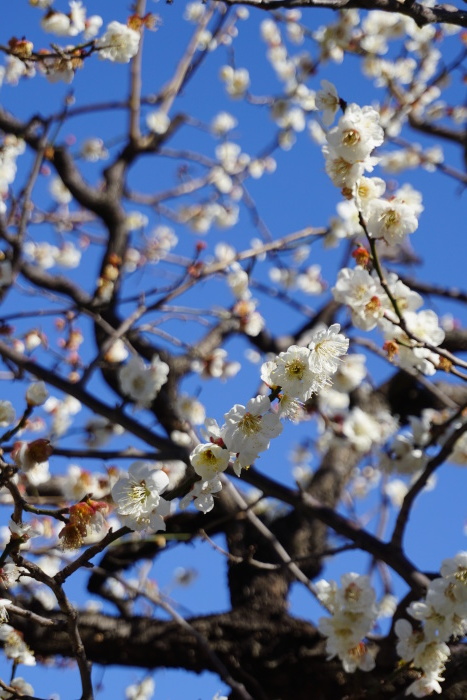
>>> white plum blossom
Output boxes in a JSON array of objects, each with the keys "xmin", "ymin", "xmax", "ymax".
[
  {"xmin": 222, "ymin": 395, "xmax": 283, "ymax": 472},
  {"xmin": 125, "ymin": 676, "xmax": 155, "ymax": 700},
  {"xmin": 317, "ymin": 573, "xmax": 377, "ymax": 674},
  {"xmin": 0, "ymin": 401, "xmax": 15, "ymax": 426},
  {"xmin": 146, "ymin": 111, "xmax": 171, "ymax": 135},
  {"xmin": 307, "ymin": 323, "xmax": 349, "ymax": 376},
  {"xmin": 176, "ymin": 394, "xmax": 206, "ymax": 425},
  {"xmin": 390, "ymin": 549, "xmax": 467, "ymax": 695},
  {"xmin": 26, "ymin": 381, "xmax": 49, "ymax": 406},
  {"xmin": 365, "ymin": 196, "xmax": 419, "ymax": 244},
  {"xmin": 192, "ymin": 348, "xmax": 241, "ymax": 381},
  {"xmin": 212, "ymin": 111, "xmax": 238, "ymax": 136},
  {"xmin": 315, "ymin": 79, "xmax": 340, "ymax": 126},
  {"xmin": 119, "ymin": 355, "xmax": 169, "ymax": 407},
  {"xmin": 111, "ymin": 462, "xmax": 170, "ymax": 532},
  {"xmin": 190, "ymin": 443, "xmax": 230, "ymax": 480},
  {"xmin": 385, "ymin": 310, "xmax": 445, "ymax": 376},
  {"xmin": 96, "ymin": 22, "xmax": 140, "ymax": 63},
  {"xmin": 44, "ymin": 394, "xmax": 81, "ymax": 436},
  {"xmin": 0, "ymin": 625, "xmax": 35, "ymax": 665},
  {"xmin": 12, "ymin": 440, "xmax": 52, "ymax": 486},
  {"xmin": 326, "ymin": 104, "xmax": 384, "ymax": 164},
  {"xmin": 83, "ymin": 14, "xmax": 103, "ymax": 39},
  {"xmin": 49, "ymin": 177, "xmax": 72, "ymax": 204},
  {"xmin": 323, "ymin": 147, "xmax": 367, "ymax": 189},
  {"xmin": 0, "ymin": 676, "xmax": 34, "ymax": 698},
  {"xmin": 55, "ymin": 242, "xmax": 81, "ymax": 268},
  {"xmin": 342, "ymin": 407, "xmax": 385, "ymax": 452},
  {"xmin": 332, "ymin": 267, "xmax": 385, "ymax": 330},
  {"xmin": 261, "ymin": 346, "xmax": 321, "ymax": 400},
  {"xmin": 332, "ymin": 354, "xmax": 367, "ymax": 393},
  {"xmin": 219, "ymin": 65, "xmax": 250, "ymax": 98},
  {"xmin": 80, "ymin": 138, "xmax": 108, "ymax": 161},
  {"xmin": 180, "ymin": 476, "xmax": 223, "ymax": 513},
  {"xmin": 41, "ymin": 10, "xmax": 72, "ymax": 36}
]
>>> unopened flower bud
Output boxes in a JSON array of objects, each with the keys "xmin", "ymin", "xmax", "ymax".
[{"xmin": 26, "ymin": 381, "xmax": 49, "ymax": 406}]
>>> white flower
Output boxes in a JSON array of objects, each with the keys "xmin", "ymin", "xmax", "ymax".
[
  {"xmin": 0, "ymin": 401, "xmax": 15, "ymax": 426},
  {"xmin": 104, "ymin": 339, "xmax": 129, "ymax": 364},
  {"xmin": 44, "ymin": 394, "xmax": 81, "ymax": 436},
  {"xmin": 384, "ymin": 479, "xmax": 409, "ymax": 507},
  {"xmin": 69, "ymin": 1, "xmax": 86, "ymax": 34},
  {"xmin": 11, "ymin": 440, "xmax": 52, "ymax": 486},
  {"xmin": 296, "ymin": 264, "xmax": 325, "ymax": 295},
  {"xmin": 180, "ymin": 476, "xmax": 223, "ymax": 513},
  {"xmin": 184, "ymin": 2, "xmax": 206, "ymax": 22},
  {"xmin": 323, "ymin": 146, "xmax": 366, "ymax": 189},
  {"xmin": 80, "ymin": 137, "xmax": 108, "ymax": 161},
  {"xmin": 332, "ymin": 266, "xmax": 384, "ymax": 330},
  {"xmin": 176, "ymin": 394, "xmax": 206, "ymax": 425},
  {"xmin": 49, "ymin": 177, "xmax": 72, "ymax": 204},
  {"xmin": 219, "ymin": 65, "xmax": 250, "ymax": 98},
  {"xmin": 0, "ymin": 625, "xmax": 35, "ymax": 665},
  {"xmin": 119, "ymin": 355, "xmax": 169, "ymax": 407},
  {"xmin": 326, "ymin": 104, "xmax": 384, "ymax": 163},
  {"xmin": 23, "ymin": 241, "xmax": 58, "ymax": 269},
  {"xmin": 0, "ymin": 599, "xmax": 11, "ymax": 623},
  {"xmin": 26, "ymin": 381, "xmax": 49, "ymax": 406},
  {"xmin": 405, "ymin": 673, "xmax": 444, "ymax": 698},
  {"xmin": 332, "ymin": 354, "xmax": 367, "ymax": 393},
  {"xmin": 307, "ymin": 323, "xmax": 349, "ymax": 376},
  {"xmin": 41, "ymin": 11, "xmax": 72, "ymax": 36},
  {"xmin": 355, "ymin": 176, "xmax": 386, "ymax": 214},
  {"xmin": 211, "ymin": 111, "xmax": 237, "ymax": 135},
  {"xmin": 111, "ymin": 462, "xmax": 170, "ymax": 532},
  {"xmin": 125, "ymin": 211, "xmax": 148, "ymax": 231},
  {"xmin": 440, "ymin": 551, "xmax": 467, "ymax": 580},
  {"xmin": 0, "ymin": 676, "xmax": 34, "ymax": 698},
  {"xmin": 317, "ymin": 573, "xmax": 378, "ymax": 674},
  {"xmin": 222, "ymin": 395, "xmax": 283, "ymax": 470},
  {"xmin": 146, "ymin": 111, "xmax": 170, "ymax": 135},
  {"xmin": 315, "ymin": 79, "xmax": 340, "ymax": 126},
  {"xmin": 365, "ymin": 197, "xmax": 419, "ymax": 244},
  {"xmin": 342, "ymin": 407, "xmax": 383, "ymax": 452},
  {"xmin": 96, "ymin": 21, "xmax": 140, "ymax": 63},
  {"xmin": 227, "ymin": 266, "xmax": 251, "ymax": 299},
  {"xmin": 190, "ymin": 443, "xmax": 230, "ymax": 480},
  {"xmin": 261, "ymin": 346, "xmax": 320, "ymax": 400},
  {"xmin": 336, "ymin": 573, "xmax": 377, "ymax": 614},
  {"xmin": 84, "ymin": 15, "xmax": 103, "ymax": 40},
  {"xmin": 125, "ymin": 676, "xmax": 155, "ymax": 700}
]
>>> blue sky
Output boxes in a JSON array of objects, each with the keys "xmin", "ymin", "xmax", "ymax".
[{"xmin": 1, "ymin": 1, "xmax": 467, "ymax": 698}]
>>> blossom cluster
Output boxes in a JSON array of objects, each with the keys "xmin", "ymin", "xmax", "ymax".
[
  {"xmin": 312, "ymin": 86, "xmax": 446, "ymax": 377},
  {"xmin": 1, "ymin": 4, "xmax": 142, "ymax": 87},
  {"xmin": 332, "ymin": 265, "xmax": 445, "ymax": 376},
  {"xmin": 316, "ymin": 573, "xmax": 378, "ymax": 673},
  {"xmin": 119, "ymin": 354, "xmax": 169, "ymax": 408},
  {"xmin": 396, "ymin": 552, "xmax": 467, "ymax": 696},
  {"xmin": 184, "ymin": 324, "xmax": 349, "ymax": 512},
  {"xmin": 317, "ymin": 552, "xmax": 467, "ymax": 696}
]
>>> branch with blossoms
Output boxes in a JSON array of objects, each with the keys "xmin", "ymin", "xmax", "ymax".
[
  {"xmin": 216, "ymin": 0, "xmax": 467, "ymax": 30},
  {"xmin": 2, "ymin": 3, "xmax": 467, "ymax": 699}
]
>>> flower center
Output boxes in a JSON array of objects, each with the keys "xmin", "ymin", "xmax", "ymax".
[
  {"xmin": 130, "ymin": 480, "xmax": 150, "ymax": 505},
  {"xmin": 342, "ymin": 129, "xmax": 360, "ymax": 147},
  {"xmin": 344, "ymin": 582, "xmax": 362, "ymax": 603},
  {"xmin": 285, "ymin": 359, "xmax": 306, "ymax": 380},
  {"xmin": 200, "ymin": 449, "xmax": 218, "ymax": 466},
  {"xmin": 382, "ymin": 210, "xmax": 400, "ymax": 229},
  {"xmin": 238, "ymin": 412, "xmax": 262, "ymax": 435}
]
